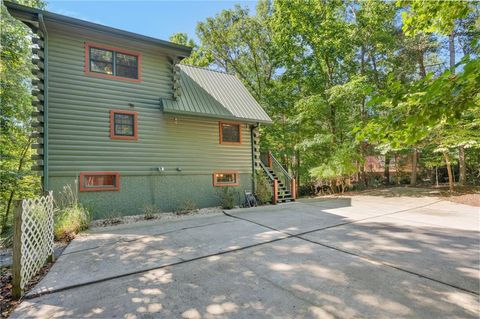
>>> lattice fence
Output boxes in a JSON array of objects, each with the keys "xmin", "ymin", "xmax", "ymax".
[{"xmin": 12, "ymin": 191, "xmax": 54, "ymax": 298}]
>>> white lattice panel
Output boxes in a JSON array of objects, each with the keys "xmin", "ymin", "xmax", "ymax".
[{"xmin": 20, "ymin": 191, "xmax": 54, "ymax": 289}]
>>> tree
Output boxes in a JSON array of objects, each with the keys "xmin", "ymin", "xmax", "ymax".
[
  {"xmin": 1, "ymin": 0, "xmax": 44, "ymax": 234},
  {"xmin": 169, "ymin": 32, "xmax": 213, "ymax": 67}
]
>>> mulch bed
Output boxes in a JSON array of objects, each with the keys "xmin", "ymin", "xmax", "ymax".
[{"xmin": 1, "ymin": 261, "xmax": 56, "ymax": 318}]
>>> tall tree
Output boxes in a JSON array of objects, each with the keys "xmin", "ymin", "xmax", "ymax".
[{"xmin": 1, "ymin": 0, "xmax": 44, "ymax": 234}]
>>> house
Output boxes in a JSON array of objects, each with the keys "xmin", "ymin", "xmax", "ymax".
[{"xmin": 5, "ymin": 2, "xmax": 296, "ymax": 219}]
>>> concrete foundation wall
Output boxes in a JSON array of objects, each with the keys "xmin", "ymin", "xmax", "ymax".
[{"xmin": 50, "ymin": 173, "xmax": 253, "ymax": 219}]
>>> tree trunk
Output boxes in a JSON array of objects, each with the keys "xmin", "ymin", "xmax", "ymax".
[
  {"xmin": 459, "ymin": 145, "xmax": 466, "ymax": 186},
  {"xmin": 410, "ymin": 149, "xmax": 418, "ymax": 186},
  {"xmin": 444, "ymin": 152, "xmax": 454, "ymax": 192},
  {"xmin": 384, "ymin": 153, "xmax": 390, "ymax": 185},
  {"xmin": 449, "ymin": 32, "xmax": 455, "ymax": 73}
]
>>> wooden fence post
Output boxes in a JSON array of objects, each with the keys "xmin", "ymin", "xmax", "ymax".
[
  {"xmin": 291, "ymin": 178, "xmax": 296, "ymax": 200},
  {"xmin": 12, "ymin": 200, "xmax": 23, "ymax": 299},
  {"xmin": 273, "ymin": 179, "xmax": 278, "ymax": 204}
]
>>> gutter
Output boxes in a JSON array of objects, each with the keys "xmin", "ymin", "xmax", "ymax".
[{"xmin": 39, "ymin": 13, "xmax": 48, "ymax": 191}]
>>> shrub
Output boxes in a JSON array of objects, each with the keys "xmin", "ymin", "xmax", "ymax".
[
  {"xmin": 255, "ymin": 172, "xmax": 273, "ymax": 204},
  {"xmin": 176, "ymin": 199, "xmax": 197, "ymax": 215},
  {"xmin": 216, "ymin": 187, "xmax": 238, "ymax": 209},
  {"xmin": 54, "ymin": 183, "xmax": 91, "ymax": 241},
  {"xmin": 142, "ymin": 204, "xmax": 161, "ymax": 219}
]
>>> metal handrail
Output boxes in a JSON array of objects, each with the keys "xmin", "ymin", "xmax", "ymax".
[{"xmin": 271, "ymin": 154, "xmax": 292, "ymax": 181}]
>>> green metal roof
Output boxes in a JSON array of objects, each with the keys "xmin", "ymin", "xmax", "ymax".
[{"xmin": 163, "ymin": 65, "xmax": 272, "ymax": 124}]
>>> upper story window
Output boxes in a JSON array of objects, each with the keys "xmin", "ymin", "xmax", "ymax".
[
  {"xmin": 110, "ymin": 110, "xmax": 138, "ymax": 140},
  {"xmin": 219, "ymin": 122, "xmax": 242, "ymax": 144},
  {"xmin": 85, "ymin": 42, "xmax": 142, "ymax": 82}
]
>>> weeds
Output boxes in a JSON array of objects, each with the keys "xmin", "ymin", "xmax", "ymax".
[
  {"xmin": 53, "ymin": 181, "xmax": 90, "ymax": 241},
  {"xmin": 176, "ymin": 199, "xmax": 197, "ymax": 215},
  {"xmin": 142, "ymin": 204, "xmax": 161, "ymax": 219}
]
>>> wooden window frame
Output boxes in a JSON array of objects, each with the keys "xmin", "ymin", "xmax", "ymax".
[
  {"xmin": 212, "ymin": 171, "xmax": 240, "ymax": 187},
  {"xmin": 110, "ymin": 109, "xmax": 138, "ymax": 140},
  {"xmin": 219, "ymin": 121, "xmax": 242, "ymax": 145},
  {"xmin": 84, "ymin": 42, "xmax": 142, "ymax": 83},
  {"xmin": 79, "ymin": 172, "xmax": 120, "ymax": 192}
]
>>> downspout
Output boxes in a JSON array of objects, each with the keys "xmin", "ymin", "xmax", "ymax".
[
  {"xmin": 250, "ymin": 123, "xmax": 259, "ymax": 193},
  {"xmin": 38, "ymin": 13, "xmax": 49, "ymax": 191}
]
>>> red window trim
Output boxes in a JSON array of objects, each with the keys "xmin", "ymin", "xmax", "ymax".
[
  {"xmin": 110, "ymin": 109, "xmax": 138, "ymax": 140},
  {"xmin": 79, "ymin": 172, "xmax": 120, "ymax": 192},
  {"xmin": 84, "ymin": 42, "xmax": 142, "ymax": 83},
  {"xmin": 212, "ymin": 171, "xmax": 240, "ymax": 187},
  {"xmin": 219, "ymin": 121, "xmax": 242, "ymax": 145}
]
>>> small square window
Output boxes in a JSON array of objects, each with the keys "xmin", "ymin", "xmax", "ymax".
[
  {"xmin": 79, "ymin": 172, "xmax": 120, "ymax": 192},
  {"xmin": 219, "ymin": 122, "xmax": 241, "ymax": 144},
  {"xmin": 110, "ymin": 110, "xmax": 138, "ymax": 140},
  {"xmin": 213, "ymin": 172, "xmax": 239, "ymax": 187}
]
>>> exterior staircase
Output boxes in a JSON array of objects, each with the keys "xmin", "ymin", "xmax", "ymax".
[{"xmin": 259, "ymin": 151, "xmax": 297, "ymax": 204}]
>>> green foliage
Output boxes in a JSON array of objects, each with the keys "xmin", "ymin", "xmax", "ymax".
[
  {"xmin": 1, "ymin": 0, "xmax": 45, "ymax": 235},
  {"xmin": 255, "ymin": 171, "xmax": 273, "ymax": 204},
  {"xmin": 169, "ymin": 32, "xmax": 213, "ymax": 67},
  {"xmin": 176, "ymin": 199, "xmax": 197, "ymax": 214},
  {"xmin": 216, "ymin": 187, "xmax": 238, "ymax": 209},
  {"xmin": 54, "ymin": 184, "xmax": 91, "ymax": 241},
  {"xmin": 142, "ymin": 204, "xmax": 161, "ymax": 219}
]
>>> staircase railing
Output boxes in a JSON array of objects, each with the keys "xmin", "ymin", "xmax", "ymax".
[
  {"xmin": 260, "ymin": 151, "xmax": 297, "ymax": 203},
  {"xmin": 270, "ymin": 153, "xmax": 292, "ymax": 195}
]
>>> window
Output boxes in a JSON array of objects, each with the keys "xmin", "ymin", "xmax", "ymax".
[
  {"xmin": 110, "ymin": 110, "xmax": 138, "ymax": 140},
  {"xmin": 85, "ymin": 42, "xmax": 141, "ymax": 82},
  {"xmin": 219, "ymin": 122, "xmax": 241, "ymax": 144},
  {"xmin": 79, "ymin": 172, "xmax": 120, "ymax": 192},
  {"xmin": 213, "ymin": 171, "xmax": 239, "ymax": 187}
]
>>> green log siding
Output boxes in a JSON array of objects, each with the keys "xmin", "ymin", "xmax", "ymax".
[{"xmin": 46, "ymin": 22, "xmax": 253, "ymax": 216}]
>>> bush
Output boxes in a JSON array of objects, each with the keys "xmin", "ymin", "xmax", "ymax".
[
  {"xmin": 176, "ymin": 199, "xmax": 197, "ymax": 215},
  {"xmin": 143, "ymin": 204, "xmax": 161, "ymax": 219},
  {"xmin": 216, "ymin": 187, "xmax": 238, "ymax": 209},
  {"xmin": 54, "ymin": 183, "xmax": 91, "ymax": 241},
  {"xmin": 255, "ymin": 172, "xmax": 273, "ymax": 204}
]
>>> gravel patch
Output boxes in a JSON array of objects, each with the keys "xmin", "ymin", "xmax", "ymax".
[{"xmin": 89, "ymin": 206, "xmax": 225, "ymax": 228}]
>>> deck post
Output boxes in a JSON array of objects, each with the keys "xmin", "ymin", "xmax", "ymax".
[
  {"xmin": 12, "ymin": 200, "xmax": 23, "ymax": 299},
  {"xmin": 268, "ymin": 151, "xmax": 273, "ymax": 168},
  {"xmin": 291, "ymin": 178, "xmax": 296, "ymax": 200},
  {"xmin": 273, "ymin": 179, "xmax": 278, "ymax": 204}
]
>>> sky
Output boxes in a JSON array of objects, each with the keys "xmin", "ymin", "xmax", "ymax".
[{"xmin": 46, "ymin": 0, "xmax": 257, "ymax": 43}]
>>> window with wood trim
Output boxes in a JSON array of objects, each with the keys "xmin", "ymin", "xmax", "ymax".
[
  {"xmin": 85, "ymin": 42, "xmax": 141, "ymax": 82},
  {"xmin": 219, "ymin": 122, "xmax": 241, "ymax": 144},
  {"xmin": 213, "ymin": 171, "xmax": 239, "ymax": 187},
  {"xmin": 79, "ymin": 172, "xmax": 120, "ymax": 192},
  {"xmin": 110, "ymin": 110, "xmax": 138, "ymax": 140}
]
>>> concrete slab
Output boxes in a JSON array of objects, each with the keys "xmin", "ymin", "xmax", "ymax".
[
  {"xmin": 303, "ymin": 220, "xmax": 480, "ymax": 294},
  {"xmin": 30, "ymin": 214, "xmax": 286, "ymax": 296},
  {"xmin": 13, "ymin": 238, "xmax": 478, "ymax": 319}
]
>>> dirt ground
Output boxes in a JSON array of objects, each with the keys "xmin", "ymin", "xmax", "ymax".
[{"xmin": 329, "ymin": 185, "xmax": 480, "ymax": 207}]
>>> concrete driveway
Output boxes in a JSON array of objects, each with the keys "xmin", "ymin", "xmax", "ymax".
[{"xmin": 12, "ymin": 193, "xmax": 479, "ymax": 318}]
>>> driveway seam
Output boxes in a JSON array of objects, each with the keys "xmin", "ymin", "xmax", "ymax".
[
  {"xmin": 222, "ymin": 203, "xmax": 479, "ymax": 296},
  {"xmin": 62, "ymin": 219, "xmax": 237, "ymax": 256}
]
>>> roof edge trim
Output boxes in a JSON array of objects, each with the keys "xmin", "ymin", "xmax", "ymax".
[{"xmin": 4, "ymin": 1, "xmax": 192, "ymax": 56}]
